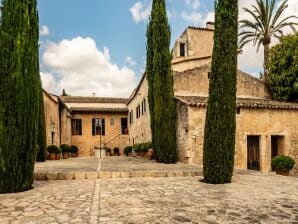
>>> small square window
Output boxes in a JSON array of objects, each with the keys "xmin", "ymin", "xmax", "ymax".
[{"xmin": 110, "ymin": 118, "xmax": 115, "ymax": 126}]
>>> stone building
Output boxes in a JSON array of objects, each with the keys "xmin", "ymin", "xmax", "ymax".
[{"xmin": 43, "ymin": 22, "xmax": 298, "ymax": 174}]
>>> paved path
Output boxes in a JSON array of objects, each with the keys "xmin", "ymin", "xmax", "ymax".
[{"xmin": 1, "ymin": 172, "xmax": 298, "ymax": 224}]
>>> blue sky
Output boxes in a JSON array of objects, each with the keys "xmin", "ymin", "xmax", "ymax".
[{"xmin": 37, "ymin": 0, "xmax": 297, "ymax": 97}]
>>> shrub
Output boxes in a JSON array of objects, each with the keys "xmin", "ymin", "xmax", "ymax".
[
  {"xmin": 106, "ymin": 148, "xmax": 111, "ymax": 153},
  {"xmin": 133, "ymin": 144, "xmax": 141, "ymax": 153},
  {"xmin": 124, "ymin": 146, "xmax": 132, "ymax": 156},
  {"xmin": 114, "ymin": 148, "xmax": 120, "ymax": 156},
  {"xmin": 139, "ymin": 143, "xmax": 148, "ymax": 153},
  {"xmin": 47, "ymin": 145, "xmax": 59, "ymax": 153},
  {"xmin": 272, "ymin": 155, "xmax": 295, "ymax": 171},
  {"xmin": 60, "ymin": 144, "xmax": 71, "ymax": 153},
  {"xmin": 57, "ymin": 147, "xmax": 62, "ymax": 154},
  {"xmin": 70, "ymin": 145, "xmax": 79, "ymax": 153}
]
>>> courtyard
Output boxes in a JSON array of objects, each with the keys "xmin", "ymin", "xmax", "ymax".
[{"xmin": 1, "ymin": 157, "xmax": 298, "ymax": 224}]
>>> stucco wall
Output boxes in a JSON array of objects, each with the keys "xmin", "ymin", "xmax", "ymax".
[
  {"xmin": 70, "ymin": 113, "xmax": 128, "ymax": 156},
  {"xmin": 127, "ymin": 76, "xmax": 152, "ymax": 145},
  {"xmin": 177, "ymin": 104, "xmax": 298, "ymax": 175},
  {"xmin": 60, "ymin": 107, "xmax": 72, "ymax": 145},
  {"xmin": 43, "ymin": 92, "xmax": 60, "ymax": 147}
]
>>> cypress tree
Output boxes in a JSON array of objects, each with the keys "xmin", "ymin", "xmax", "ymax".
[
  {"xmin": 146, "ymin": 0, "xmax": 157, "ymax": 159},
  {"xmin": 203, "ymin": 0, "xmax": 238, "ymax": 183},
  {"xmin": 0, "ymin": 0, "xmax": 42, "ymax": 193},
  {"xmin": 36, "ymin": 90, "xmax": 47, "ymax": 162},
  {"xmin": 147, "ymin": 0, "xmax": 176, "ymax": 163}
]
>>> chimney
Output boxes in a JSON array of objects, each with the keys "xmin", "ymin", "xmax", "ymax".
[
  {"xmin": 92, "ymin": 93, "xmax": 96, "ymax": 97},
  {"xmin": 206, "ymin": 21, "xmax": 215, "ymax": 30}
]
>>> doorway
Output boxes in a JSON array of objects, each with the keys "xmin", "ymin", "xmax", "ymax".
[
  {"xmin": 271, "ymin": 136, "xmax": 285, "ymax": 171},
  {"xmin": 121, "ymin": 118, "xmax": 128, "ymax": 134},
  {"xmin": 247, "ymin": 136, "xmax": 260, "ymax": 171}
]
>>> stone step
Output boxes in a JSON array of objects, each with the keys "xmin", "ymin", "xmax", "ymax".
[{"xmin": 34, "ymin": 171, "xmax": 202, "ymax": 181}]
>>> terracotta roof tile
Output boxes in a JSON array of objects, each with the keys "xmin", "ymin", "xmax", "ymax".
[
  {"xmin": 175, "ymin": 96, "xmax": 298, "ymax": 110},
  {"xmin": 59, "ymin": 96, "xmax": 128, "ymax": 104}
]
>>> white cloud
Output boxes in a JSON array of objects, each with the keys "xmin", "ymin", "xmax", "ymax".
[
  {"xmin": 40, "ymin": 25, "xmax": 50, "ymax": 36},
  {"xmin": 130, "ymin": 2, "xmax": 151, "ymax": 23},
  {"xmin": 203, "ymin": 11, "xmax": 215, "ymax": 24},
  {"xmin": 125, "ymin": 57, "xmax": 136, "ymax": 66},
  {"xmin": 41, "ymin": 37, "xmax": 137, "ymax": 97},
  {"xmin": 185, "ymin": 0, "xmax": 200, "ymax": 10},
  {"xmin": 181, "ymin": 11, "xmax": 202, "ymax": 25}
]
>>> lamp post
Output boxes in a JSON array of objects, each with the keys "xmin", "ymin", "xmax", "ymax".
[{"xmin": 51, "ymin": 122, "xmax": 55, "ymax": 145}]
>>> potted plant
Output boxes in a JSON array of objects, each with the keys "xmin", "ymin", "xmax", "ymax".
[
  {"xmin": 144, "ymin": 142, "xmax": 153, "ymax": 159},
  {"xmin": 139, "ymin": 143, "xmax": 148, "ymax": 157},
  {"xmin": 133, "ymin": 144, "xmax": 140, "ymax": 156},
  {"xmin": 47, "ymin": 145, "xmax": 58, "ymax": 160},
  {"xmin": 70, "ymin": 145, "xmax": 79, "ymax": 157},
  {"xmin": 60, "ymin": 144, "xmax": 71, "ymax": 159},
  {"xmin": 272, "ymin": 155, "xmax": 295, "ymax": 176},
  {"xmin": 56, "ymin": 147, "xmax": 62, "ymax": 160},
  {"xmin": 124, "ymin": 146, "xmax": 132, "ymax": 156},
  {"xmin": 113, "ymin": 147, "xmax": 120, "ymax": 156}
]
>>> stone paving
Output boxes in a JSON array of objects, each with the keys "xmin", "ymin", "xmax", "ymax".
[
  {"xmin": 99, "ymin": 174, "xmax": 298, "ymax": 224},
  {"xmin": 1, "ymin": 157, "xmax": 298, "ymax": 223},
  {"xmin": 34, "ymin": 157, "xmax": 100, "ymax": 173}
]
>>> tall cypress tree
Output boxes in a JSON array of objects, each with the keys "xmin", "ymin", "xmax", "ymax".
[
  {"xmin": 36, "ymin": 89, "xmax": 47, "ymax": 162},
  {"xmin": 0, "ymin": 0, "xmax": 42, "ymax": 193},
  {"xmin": 146, "ymin": 0, "xmax": 156, "ymax": 158},
  {"xmin": 147, "ymin": 0, "xmax": 176, "ymax": 163},
  {"xmin": 203, "ymin": 0, "xmax": 238, "ymax": 184}
]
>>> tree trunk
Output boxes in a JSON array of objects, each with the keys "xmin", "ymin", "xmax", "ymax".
[{"xmin": 263, "ymin": 43, "xmax": 270, "ymax": 81}]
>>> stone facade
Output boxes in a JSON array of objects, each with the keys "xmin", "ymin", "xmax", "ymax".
[
  {"xmin": 176, "ymin": 96, "xmax": 298, "ymax": 175},
  {"xmin": 127, "ymin": 74, "xmax": 151, "ymax": 145},
  {"xmin": 43, "ymin": 90, "xmax": 60, "ymax": 147}
]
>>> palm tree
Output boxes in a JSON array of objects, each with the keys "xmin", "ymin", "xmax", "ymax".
[{"xmin": 239, "ymin": 0, "xmax": 298, "ymax": 80}]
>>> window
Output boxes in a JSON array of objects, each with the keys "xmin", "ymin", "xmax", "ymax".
[
  {"xmin": 110, "ymin": 117, "xmax": 115, "ymax": 126},
  {"xmin": 180, "ymin": 43, "xmax": 186, "ymax": 57},
  {"xmin": 143, "ymin": 98, "xmax": 146, "ymax": 113},
  {"xmin": 136, "ymin": 105, "xmax": 141, "ymax": 118},
  {"xmin": 129, "ymin": 111, "xmax": 133, "ymax": 124},
  {"xmin": 92, "ymin": 118, "xmax": 105, "ymax": 136},
  {"xmin": 71, "ymin": 119, "xmax": 82, "ymax": 135}
]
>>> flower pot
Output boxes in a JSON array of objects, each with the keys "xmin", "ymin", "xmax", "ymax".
[
  {"xmin": 48, "ymin": 152, "xmax": 56, "ymax": 160},
  {"xmin": 276, "ymin": 170, "xmax": 290, "ymax": 176},
  {"xmin": 71, "ymin": 153, "xmax": 77, "ymax": 157},
  {"xmin": 62, "ymin": 152, "xmax": 68, "ymax": 159},
  {"xmin": 56, "ymin": 153, "xmax": 62, "ymax": 160}
]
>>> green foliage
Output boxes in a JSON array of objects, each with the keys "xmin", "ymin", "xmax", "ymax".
[
  {"xmin": 272, "ymin": 155, "xmax": 295, "ymax": 171},
  {"xmin": 239, "ymin": 0, "xmax": 298, "ymax": 78},
  {"xmin": 60, "ymin": 144, "xmax": 71, "ymax": 153},
  {"xmin": 133, "ymin": 143, "xmax": 150, "ymax": 153},
  {"xmin": 70, "ymin": 145, "xmax": 79, "ymax": 153},
  {"xmin": 62, "ymin": 89, "xmax": 68, "ymax": 96},
  {"xmin": 36, "ymin": 90, "xmax": 47, "ymax": 162},
  {"xmin": 0, "ymin": 0, "xmax": 42, "ymax": 193},
  {"xmin": 203, "ymin": 0, "xmax": 238, "ymax": 184},
  {"xmin": 47, "ymin": 145, "xmax": 59, "ymax": 153},
  {"xmin": 268, "ymin": 35, "xmax": 298, "ymax": 102},
  {"xmin": 124, "ymin": 146, "xmax": 133, "ymax": 156},
  {"xmin": 105, "ymin": 148, "xmax": 112, "ymax": 153},
  {"xmin": 147, "ymin": 0, "xmax": 176, "ymax": 164}
]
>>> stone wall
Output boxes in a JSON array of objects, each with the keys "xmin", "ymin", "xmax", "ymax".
[
  {"xmin": 70, "ymin": 113, "xmax": 128, "ymax": 156},
  {"xmin": 105, "ymin": 134, "xmax": 130, "ymax": 156},
  {"xmin": 173, "ymin": 65, "xmax": 271, "ymax": 99},
  {"xmin": 43, "ymin": 91, "xmax": 60, "ymax": 147},
  {"xmin": 127, "ymin": 75, "xmax": 152, "ymax": 145},
  {"xmin": 176, "ymin": 103, "xmax": 298, "ymax": 175},
  {"xmin": 60, "ymin": 107, "xmax": 72, "ymax": 145}
]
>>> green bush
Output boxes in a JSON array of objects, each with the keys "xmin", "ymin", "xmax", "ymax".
[
  {"xmin": 139, "ymin": 143, "xmax": 149, "ymax": 152},
  {"xmin": 47, "ymin": 145, "xmax": 59, "ymax": 153},
  {"xmin": 60, "ymin": 144, "xmax": 71, "ymax": 153},
  {"xmin": 272, "ymin": 155, "xmax": 295, "ymax": 171},
  {"xmin": 124, "ymin": 146, "xmax": 132, "ymax": 156},
  {"xmin": 106, "ymin": 148, "xmax": 111, "ymax": 153},
  {"xmin": 57, "ymin": 147, "xmax": 62, "ymax": 154},
  {"xmin": 133, "ymin": 144, "xmax": 141, "ymax": 153},
  {"xmin": 70, "ymin": 145, "xmax": 79, "ymax": 153}
]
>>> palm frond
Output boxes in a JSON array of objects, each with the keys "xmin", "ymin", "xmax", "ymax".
[{"xmin": 270, "ymin": 0, "xmax": 288, "ymax": 28}]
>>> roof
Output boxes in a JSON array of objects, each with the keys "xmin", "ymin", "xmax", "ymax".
[
  {"xmin": 59, "ymin": 96, "xmax": 128, "ymax": 104},
  {"xmin": 127, "ymin": 73, "xmax": 147, "ymax": 105},
  {"xmin": 43, "ymin": 89, "xmax": 58, "ymax": 104},
  {"xmin": 70, "ymin": 107, "xmax": 128, "ymax": 113},
  {"xmin": 175, "ymin": 96, "xmax": 298, "ymax": 110}
]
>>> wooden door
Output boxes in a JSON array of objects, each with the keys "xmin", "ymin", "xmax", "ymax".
[{"xmin": 247, "ymin": 136, "xmax": 260, "ymax": 171}]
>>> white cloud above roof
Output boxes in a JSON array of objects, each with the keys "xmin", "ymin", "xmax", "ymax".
[{"xmin": 41, "ymin": 37, "xmax": 137, "ymax": 97}]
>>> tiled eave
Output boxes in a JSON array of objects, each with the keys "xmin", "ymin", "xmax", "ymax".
[
  {"xmin": 175, "ymin": 96, "xmax": 298, "ymax": 110},
  {"xmin": 70, "ymin": 107, "xmax": 128, "ymax": 114}
]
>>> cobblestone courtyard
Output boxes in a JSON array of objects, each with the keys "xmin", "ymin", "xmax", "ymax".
[{"xmin": 1, "ymin": 157, "xmax": 298, "ymax": 224}]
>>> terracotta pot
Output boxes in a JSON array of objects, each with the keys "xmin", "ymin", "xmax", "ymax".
[
  {"xmin": 71, "ymin": 153, "xmax": 77, "ymax": 157},
  {"xmin": 276, "ymin": 170, "xmax": 290, "ymax": 176},
  {"xmin": 144, "ymin": 151, "xmax": 153, "ymax": 159},
  {"xmin": 62, "ymin": 152, "xmax": 68, "ymax": 159},
  {"xmin": 48, "ymin": 152, "xmax": 56, "ymax": 160},
  {"xmin": 56, "ymin": 153, "xmax": 62, "ymax": 160}
]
